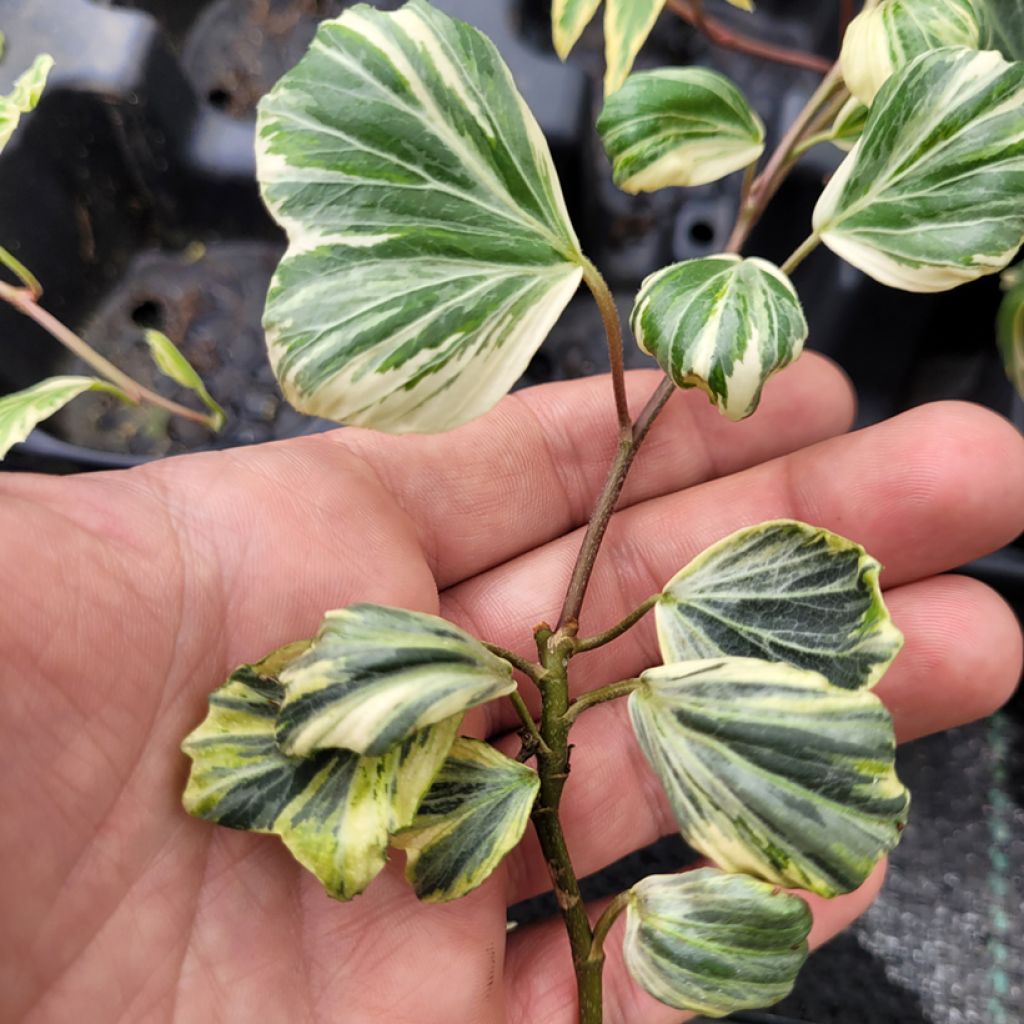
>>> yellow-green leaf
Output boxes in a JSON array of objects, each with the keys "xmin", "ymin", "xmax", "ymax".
[
  {"xmin": 0, "ymin": 376, "xmax": 127, "ymax": 460},
  {"xmin": 551, "ymin": 0, "xmax": 602, "ymax": 59},
  {"xmin": 144, "ymin": 329, "xmax": 226, "ymax": 430},
  {"xmin": 0, "ymin": 54, "xmax": 54, "ymax": 153},
  {"xmin": 393, "ymin": 738, "xmax": 539, "ymax": 901},
  {"xmin": 181, "ymin": 642, "xmax": 460, "ymax": 900},
  {"xmin": 629, "ymin": 657, "xmax": 910, "ymax": 897},
  {"xmin": 597, "ymin": 68, "xmax": 764, "ymax": 193},
  {"xmin": 623, "ymin": 869, "xmax": 811, "ymax": 1017},
  {"xmin": 656, "ymin": 520, "xmax": 903, "ymax": 690},
  {"xmin": 276, "ymin": 604, "xmax": 515, "ymax": 758}
]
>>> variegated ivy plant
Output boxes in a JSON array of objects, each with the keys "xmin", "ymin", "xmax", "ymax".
[{"xmin": 181, "ymin": 2, "xmax": 1023, "ymax": 1021}]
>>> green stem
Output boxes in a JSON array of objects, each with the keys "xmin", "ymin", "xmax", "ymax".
[
  {"xmin": 780, "ymin": 233, "xmax": 822, "ymax": 276},
  {"xmin": 564, "ymin": 678, "xmax": 642, "ymax": 726},
  {"xmin": 0, "ymin": 246, "xmax": 42, "ymax": 297},
  {"xmin": 531, "ymin": 629, "xmax": 603, "ymax": 1023},
  {"xmin": 507, "ymin": 689, "xmax": 549, "ymax": 755},
  {"xmin": 484, "ymin": 642, "xmax": 543, "ymax": 683},
  {"xmin": 581, "ymin": 256, "xmax": 631, "ymax": 436},
  {"xmin": 589, "ymin": 890, "xmax": 633, "ymax": 963},
  {"xmin": 0, "ymin": 281, "xmax": 216, "ymax": 428},
  {"xmin": 574, "ymin": 595, "xmax": 658, "ymax": 654}
]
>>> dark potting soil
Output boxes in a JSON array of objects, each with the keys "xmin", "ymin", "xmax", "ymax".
[{"xmin": 52, "ymin": 241, "xmax": 328, "ymax": 456}]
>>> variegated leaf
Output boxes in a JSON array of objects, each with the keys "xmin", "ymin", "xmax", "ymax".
[
  {"xmin": 144, "ymin": 329, "xmax": 226, "ymax": 430},
  {"xmin": 181, "ymin": 642, "xmax": 460, "ymax": 900},
  {"xmin": 830, "ymin": 95, "xmax": 869, "ymax": 151},
  {"xmin": 630, "ymin": 255, "xmax": 807, "ymax": 420},
  {"xmin": 0, "ymin": 376, "xmax": 127, "ymax": 460},
  {"xmin": 596, "ymin": 68, "xmax": 765, "ymax": 193},
  {"xmin": 840, "ymin": 0, "xmax": 982, "ymax": 105},
  {"xmin": 813, "ymin": 47, "xmax": 1024, "ymax": 293},
  {"xmin": 393, "ymin": 737, "xmax": 539, "ymax": 901},
  {"xmin": 276, "ymin": 604, "xmax": 515, "ymax": 758},
  {"xmin": 998, "ymin": 265, "xmax": 1024, "ymax": 396},
  {"xmin": 0, "ymin": 54, "xmax": 53, "ymax": 153},
  {"xmin": 976, "ymin": 0, "xmax": 1024, "ymax": 60},
  {"xmin": 551, "ymin": 0, "xmax": 602, "ymax": 59},
  {"xmin": 657, "ymin": 520, "xmax": 903, "ymax": 690},
  {"xmin": 623, "ymin": 868, "xmax": 811, "ymax": 1016},
  {"xmin": 723, "ymin": 0, "xmax": 755, "ymax": 9},
  {"xmin": 629, "ymin": 658, "xmax": 910, "ymax": 897},
  {"xmin": 257, "ymin": 0, "xmax": 583, "ymax": 434},
  {"xmin": 603, "ymin": 0, "xmax": 667, "ymax": 96}
]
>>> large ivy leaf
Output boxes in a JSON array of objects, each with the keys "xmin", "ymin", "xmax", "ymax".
[
  {"xmin": 596, "ymin": 68, "xmax": 764, "ymax": 193},
  {"xmin": 0, "ymin": 54, "xmax": 54, "ymax": 153},
  {"xmin": 998, "ymin": 265, "xmax": 1024, "ymax": 397},
  {"xmin": 181, "ymin": 643, "xmax": 460, "ymax": 900},
  {"xmin": 257, "ymin": 0, "xmax": 583, "ymax": 434},
  {"xmin": 656, "ymin": 520, "xmax": 903, "ymax": 690},
  {"xmin": 840, "ymin": 0, "xmax": 982, "ymax": 105},
  {"xmin": 622, "ymin": 868, "xmax": 811, "ymax": 1017},
  {"xmin": 276, "ymin": 604, "xmax": 515, "ymax": 758},
  {"xmin": 550, "ymin": 0, "xmax": 667, "ymax": 96},
  {"xmin": 393, "ymin": 737, "xmax": 539, "ymax": 901},
  {"xmin": 629, "ymin": 658, "xmax": 910, "ymax": 897},
  {"xmin": 0, "ymin": 376, "xmax": 127, "ymax": 460},
  {"xmin": 813, "ymin": 47, "xmax": 1024, "ymax": 293},
  {"xmin": 630, "ymin": 255, "xmax": 807, "ymax": 420}
]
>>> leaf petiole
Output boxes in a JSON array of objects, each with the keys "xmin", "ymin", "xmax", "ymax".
[
  {"xmin": 564, "ymin": 678, "xmax": 642, "ymax": 726},
  {"xmin": 574, "ymin": 595, "xmax": 659, "ymax": 653}
]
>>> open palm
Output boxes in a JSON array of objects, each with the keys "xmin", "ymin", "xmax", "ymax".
[{"xmin": 3, "ymin": 358, "xmax": 1022, "ymax": 1024}]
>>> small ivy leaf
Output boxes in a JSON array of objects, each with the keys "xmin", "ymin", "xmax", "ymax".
[
  {"xmin": 630, "ymin": 255, "xmax": 807, "ymax": 420},
  {"xmin": 813, "ymin": 47, "xmax": 1024, "ymax": 294},
  {"xmin": 622, "ymin": 868, "xmax": 811, "ymax": 1017},
  {"xmin": 143, "ymin": 329, "xmax": 226, "ymax": 431},
  {"xmin": 550, "ymin": 1, "xmax": 668, "ymax": 96},
  {"xmin": 0, "ymin": 376, "xmax": 128, "ymax": 460},
  {"xmin": 840, "ymin": 0, "xmax": 982, "ymax": 105},
  {"xmin": 998, "ymin": 265, "xmax": 1024, "ymax": 397},
  {"xmin": 656, "ymin": 520, "xmax": 903, "ymax": 690},
  {"xmin": 723, "ymin": 0, "xmax": 755, "ymax": 10},
  {"xmin": 830, "ymin": 95, "xmax": 869, "ymax": 151},
  {"xmin": 596, "ymin": 68, "xmax": 765, "ymax": 193},
  {"xmin": 257, "ymin": 0, "xmax": 584, "ymax": 434},
  {"xmin": 276, "ymin": 604, "xmax": 515, "ymax": 758},
  {"xmin": 978, "ymin": 0, "xmax": 1024, "ymax": 60},
  {"xmin": 181, "ymin": 642, "xmax": 460, "ymax": 900},
  {"xmin": 393, "ymin": 737, "xmax": 539, "ymax": 901},
  {"xmin": 629, "ymin": 657, "xmax": 910, "ymax": 897},
  {"xmin": 0, "ymin": 54, "xmax": 54, "ymax": 153}
]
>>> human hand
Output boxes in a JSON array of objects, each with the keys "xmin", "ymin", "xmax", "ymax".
[{"xmin": 2, "ymin": 357, "xmax": 1022, "ymax": 1024}]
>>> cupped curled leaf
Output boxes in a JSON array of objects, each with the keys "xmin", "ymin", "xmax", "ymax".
[
  {"xmin": 630, "ymin": 255, "xmax": 807, "ymax": 420},
  {"xmin": 998, "ymin": 265, "xmax": 1024, "ymax": 396},
  {"xmin": 551, "ymin": 0, "xmax": 666, "ymax": 96},
  {"xmin": 629, "ymin": 658, "xmax": 910, "ymax": 897},
  {"xmin": 393, "ymin": 737, "xmax": 539, "ymax": 901},
  {"xmin": 814, "ymin": 47, "xmax": 1024, "ymax": 293},
  {"xmin": 840, "ymin": 0, "xmax": 982, "ymax": 105},
  {"xmin": 0, "ymin": 376, "xmax": 128, "ymax": 460},
  {"xmin": 597, "ymin": 68, "xmax": 764, "ymax": 193},
  {"xmin": 0, "ymin": 54, "xmax": 54, "ymax": 153},
  {"xmin": 276, "ymin": 604, "xmax": 514, "ymax": 758},
  {"xmin": 258, "ymin": 0, "xmax": 583, "ymax": 434},
  {"xmin": 657, "ymin": 520, "xmax": 903, "ymax": 690},
  {"xmin": 181, "ymin": 643, "xmax": 461, "ymax": 899},
  {"xmin": 623, "ymin": 868, "xmax": 811, "ymax": 1017}
]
